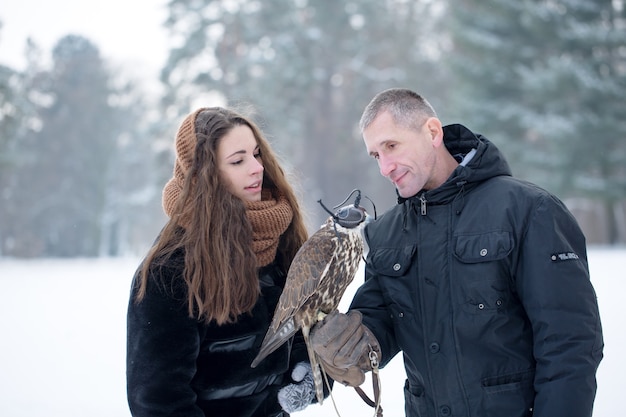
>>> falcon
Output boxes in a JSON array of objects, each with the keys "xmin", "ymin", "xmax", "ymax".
[{"xmin": 250, "ymin": 190, "xmax": 373, "ymax": 404}]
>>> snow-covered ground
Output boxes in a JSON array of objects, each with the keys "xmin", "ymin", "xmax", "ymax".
[{"xmin": 0, "ymin": 247, "xmax": 622, "ymax": 417}]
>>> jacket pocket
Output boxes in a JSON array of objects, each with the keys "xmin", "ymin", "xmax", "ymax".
[
  {"xmin": 366, "ymin": 245, "xmax": 418, "ymax": 348},
  {"xmin": 404, "ymin": 379, "xmax": 429, "ymax": 417},
  {"xmin": 367, "ymin": 245, "xmax": 416, "ymax": 277},
  {"xmin": 481, "ymin": 369, "xmax": 535, "ymax": 417},
  {"xmin": 453, "ymin": 231, "xmax": 513, "ymax": 314},
  {"xmin": 453, "ymin": 231, "xmax": 512, "ymax": 263}
]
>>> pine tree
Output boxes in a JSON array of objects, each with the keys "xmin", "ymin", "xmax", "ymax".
[
  {"xmin": 160, "ymin": 0, "xmax": 448, "ymax": 226},
  {"xmin": 0, "ymin": 37, "xmax": 44, "ymax": 256},
  {"xmin": 446, "ymin": 0, "xmax": 626, "ymax": 243},
  {"xmin": 5, "ymin": 35, "xmax": 131, "ymax": 256}
]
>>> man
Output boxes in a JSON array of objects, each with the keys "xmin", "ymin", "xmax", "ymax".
[{"xmin": 310, "ymin": 88, "xmax": 603, "ymax": 417}]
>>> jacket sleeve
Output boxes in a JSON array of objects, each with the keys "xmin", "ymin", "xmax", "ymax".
[
  {"xmin": 126, "ymin": 268, "xmax": 204, "ymax": 417},
  {"xmin": 515, "ymin": 194, "xmax": 603, "ymax": 417}
]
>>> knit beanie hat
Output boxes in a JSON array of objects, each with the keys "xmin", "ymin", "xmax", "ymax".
[{"xmin": 162, "ymin": 108, "xmax": 205, "ymax": 225}]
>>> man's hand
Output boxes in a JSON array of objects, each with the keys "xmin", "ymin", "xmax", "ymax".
[{"xmin": 310, "ymin": 310, "xmax": 381, "ymax": 387}]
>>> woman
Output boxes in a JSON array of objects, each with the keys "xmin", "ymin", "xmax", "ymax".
[{"xmin": 127, "ymin": 107, "xmax": 316, "ymax": 417}]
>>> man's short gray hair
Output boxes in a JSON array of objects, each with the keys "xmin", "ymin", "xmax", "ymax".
[{"xmin": 359, "ymin": 88, "xmax": 437, "ymax": 133}]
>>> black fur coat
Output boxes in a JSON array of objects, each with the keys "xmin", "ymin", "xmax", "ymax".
[{"xmin": 127, "ymin": 251, "xmax": 309, "ymax": 417}]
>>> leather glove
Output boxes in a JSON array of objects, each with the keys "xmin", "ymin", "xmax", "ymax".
[
  {"xmin": 310, "ymin": 310, "xmax": 381, "ymax": 387},
  {"xmin": 277, "ymin": 361, "xmax": 316, "ymax": 413}
]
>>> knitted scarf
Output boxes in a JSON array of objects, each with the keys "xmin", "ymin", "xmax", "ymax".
[{"xmin": 246, "ymin": 189, "xmax": 293, "ymax": 267}]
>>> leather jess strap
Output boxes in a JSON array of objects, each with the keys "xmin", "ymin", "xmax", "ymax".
[{"xmin": 353, "ymin": 346, "xmax": 383, "ymax": 417}]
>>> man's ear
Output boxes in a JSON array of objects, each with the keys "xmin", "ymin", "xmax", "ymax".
[{"xmin": 425, "ymin": 117, "xmax": 444, "ymax": 147}]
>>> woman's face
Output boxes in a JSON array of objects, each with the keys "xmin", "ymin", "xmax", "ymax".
[{"xmin": 217, "ymin": 125, "xmax": 264, "ymax": 202}]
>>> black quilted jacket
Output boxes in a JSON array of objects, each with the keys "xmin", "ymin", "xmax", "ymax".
[
  {"xmin": 127, "ymin": 251, "xmax": 308, "ymax": 417},
  {"xmin": 351, "ymin": 124, "xmax": 603, "ymax": 417}
]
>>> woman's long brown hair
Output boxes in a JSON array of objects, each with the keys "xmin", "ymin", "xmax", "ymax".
[{"xmin": 135, "ymin": 107, "xmax": 308, "ymax": 325}]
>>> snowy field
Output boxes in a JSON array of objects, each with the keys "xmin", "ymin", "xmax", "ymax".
[{"xmin": 0, "ymin": 247, "xmax": 622, "ymax": 417}]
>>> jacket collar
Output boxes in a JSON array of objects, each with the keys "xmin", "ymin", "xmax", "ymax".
[{"xmin": 397, "ymin": 124, "xmax": 512, "ymax": 206}]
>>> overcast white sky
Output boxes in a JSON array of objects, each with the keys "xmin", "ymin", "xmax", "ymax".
[{"xmin": 0, "ymin": 0, "xmax": 168, "ymax": 79}]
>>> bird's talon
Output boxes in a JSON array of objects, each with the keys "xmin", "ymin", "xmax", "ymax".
[{"xmin": 317, "ymin": 311, "xmax": 328, "ymax": 322}]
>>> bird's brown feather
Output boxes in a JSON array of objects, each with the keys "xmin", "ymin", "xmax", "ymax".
[{"xmin": 270, "ymin": 223, "xmax": 337, "ymax": 332}]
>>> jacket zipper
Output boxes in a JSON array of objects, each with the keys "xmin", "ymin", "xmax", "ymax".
[{"xmin": 420, "ymin": 195, "xmax": 427, "ymax": 216}]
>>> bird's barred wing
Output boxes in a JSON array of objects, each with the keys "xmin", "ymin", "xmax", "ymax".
[{"xmin": 270, "ymin": 226, "xmax": 338, "ymax": 332}]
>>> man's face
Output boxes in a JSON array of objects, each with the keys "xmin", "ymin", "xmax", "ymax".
[{"xmin": 363, "ymin": 111, "xmax": 438, "ymax": 198}]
